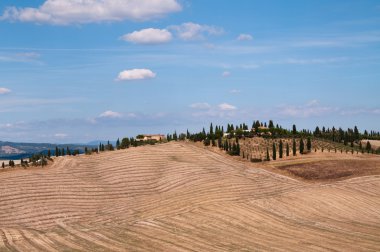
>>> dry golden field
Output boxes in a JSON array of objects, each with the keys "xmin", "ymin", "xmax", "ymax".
[{"xmin": 1, "ymin": 142, "xmax": 380, "ymax": 251}]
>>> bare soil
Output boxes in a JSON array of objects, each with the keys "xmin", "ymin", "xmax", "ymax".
[{"xmin": 277, "ymin": 159, "xmax": 380, "ymax": 180}]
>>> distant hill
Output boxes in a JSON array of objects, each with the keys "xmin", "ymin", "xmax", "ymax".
[
  {"xmin": 0, "ymin": 141, "xmax": 95, "ymax": 160},
  {"xmin": 86, "ymin": 140, "xmax": 117, "ymax": 146}
]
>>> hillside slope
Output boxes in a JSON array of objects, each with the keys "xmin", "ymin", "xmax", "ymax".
[{"xmin": 0, "ymin": 142, "xmax": 379, "ymax": 251}]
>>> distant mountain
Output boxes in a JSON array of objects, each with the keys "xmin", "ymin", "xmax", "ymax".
[{"xmin": 0, "ymin": 141, "xmax": 94, "ymax": 160}]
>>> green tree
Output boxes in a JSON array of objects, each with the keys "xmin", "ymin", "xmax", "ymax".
[
  {"xmin": 47, "ymin": 149, "xmax": 51, "ymax": 158},
  {"xmin": 204, "ymin": 138, "xmax": 210, "ymax": 146},
  {"xmin": 366, "ymin": 141, "xmax": 372, "ymax": 153},
  {"xmin": 121, "ymin": 138, "xmax": 130, "ymax": 149},
  {"xmin": 272, "ymin": 142, "xmax": 277, "ymax": 160},
  {"xmin": 266, "ymin": 147, "xmax": 270, "ymax": 161},
  {"xmin": 286, "ymin": 142, "xmax": 290, "ymax": 157},
  {"xmin": 211, "ymin": 137, "xmax": 216, "ymax": 147},
  {"xmin": 209, "ymin": 123, "xmax": 214, "ymax": 137},
  {"xmin": 300, "ymin": 138, "xmax": 304, "ymax": 154},
  {"xmin": 279, "ymin": 140, "xmax": 283, "ymax": 158},
  {"xmin": 354, "ymin": 126, "xmax": 359, "ymax": 141},
  {"xmin": 116, "ymin": 138, "xmax": 120, "ymax": 149},
  {"xmin": 55, "ymin": 146, "xmax": 59, "ymax": 157},
  {"xmin": 268, "ymin": 120, "xmax": 274, "ymax": 129},
  {"xmin": 2, "ymin": 162, "xmax": 4, "ymax": 168},
  {"xmin": 307, "ymin": 137, "xmax": 312, "ymax": 152},
  {"xmin": 292, "ymin": 139, "xmax": 296, "ymax": 156},
  {"xmin": 292, "ymin": 124, "xmax": 297, "ymax": 135},
  {"xmin": 218, "ymin": 137, "xmax": 222, "ymax": 149}
]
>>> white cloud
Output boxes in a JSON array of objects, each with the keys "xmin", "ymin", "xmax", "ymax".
[
  {"xmin": 99, "ymin": 110, "xmax": 122, "ymax": 118},
  {"xmin": 121, "ymin": 28, "xmax": 172, "ymax": 44},
  {"xmin": 240, "ymin": 64, "xmax": 260, "ymax": 69},
  {"xmin": 190, "ymin": 102, "xmax": 238, "ymax": 118},
  {"xmin": 189, "ymin": 102, "xmax": 211, "ymax": 110},
  {"xmin": 0, "ymin": 88, "xmax": 11, "ymax": 94},
  {"xmin": 230, "ymin": 89, "xmax": 241, "ymax": 94},
  {"xmin": 277, "ymin": 100, "xmax": 336, "ymax": 118},
  {"xmin": 0, "ymin": 0, "xmax": 182, "ymax": 25},
  {"xmin": 237, "ymin": 34, "xmax": 253, "ymax": 41},
  {"xmin": 218, "ymin": 103, "xmax": 237, "ymax": 111},
  {"xmin": 222, "ymin": 71, "xmax": 231, "ymax": 77},
  {"xmin": 169, "ymin": 22, "xmax": 223, "ymax": 41},
  {"xmin": 116, "ymin": 69, "xmax": 156, "ymax": 81},
  {"xmin": 54, "ymin": 133, "xmax": 68, "ymax": 138},
  {"xmin": 0, "ymin": 52, "xmax": 41, "ymax": 63}
]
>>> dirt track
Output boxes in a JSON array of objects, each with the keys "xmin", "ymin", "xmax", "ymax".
[{"xmin": 0, "ymin": 142, "xmax": 379, "ymax": 251}]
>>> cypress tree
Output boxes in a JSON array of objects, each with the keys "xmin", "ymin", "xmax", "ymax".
[
  {"xmin": 2, "ymin": 162, "xmax": 4, "ymax": 168},
  {"xmin": 279, "ymin": 140, "xmax": 283, "ymax": 158},
  {"xmin": 272, "ymin": 142, "xmax": 276, "ymax": 160},
  {"xmin": 307, "ymin": 137, "xmax": 312, "ymax": 152},
  {"xmin": 300, "ymin": 138, "xmax": 304, "ymax": 154},
  {"xmin": 236, "ymin": 142, "xmax": 240, "ymax": 156},
  {"xmin": 55, "ymin": 146, "xmax": 59, "ymax": 157},
  {"xmin": 266, "ymin": 147, "xmax": 270, "ymax": 161},
  {"xmin": 292, "ymin": 124, "xmax": 297, "ymax": 135},
  {"xmin": 292, "ymin": 139, "xmax": 296, "ymax": 156},
  {"xmin": 62, "ymin": 148, "xmax": 65, "ymax": 156},
  {"xmin": 366, "ymin": 141, "xmax": 371, "ymax": 153},
  {"xmin": 47, "ymin": 149, "xmax": 51, "ymax": 158},
  {"xmin": 286, "ymin": 142, "xmax": 289, "ymax": 157},
  {"xmin": 268, "ymin": 120, "xmax": 274, "ymax": 129},
  {"xmin": 116, "ymin": 138, "xmax": 120, "ymax": 149}
]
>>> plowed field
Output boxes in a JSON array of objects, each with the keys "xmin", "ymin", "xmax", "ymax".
[{"xmin": 1, "ymin": 142, "xmax": 379, "ymax": 251}]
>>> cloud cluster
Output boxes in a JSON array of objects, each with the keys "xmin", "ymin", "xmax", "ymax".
[
  {"xmin": 0, "ymin": 0, "xmax": 182, "ymax": 25},
  {"xmin": 0, "ymin": 88, "xmax": 11, "ymax": 94},
  {"xmin": 237, "ymin": 33, "xmax": 253, "ymax": 41},
  {"xmin": 116, "ymin": 69, "xmax": 156, "ymax": 81},
  {"xmin": 222, "ymin": 71, "xmax": 231, "ymax": 77},
  {"xmin": 218, "ymin": 103, "xmax": 237, "ymax": 111},
  {"xmin": 169, "ymin": 22, "xmax": 224, "ymax": 41},
  {"xmin": 121, "ymin": 28, "xmax": 172, "ymax": 44},
  {"xmin": 277, "ymin": 100, "xmax": 337, "ymax": 118},
  {"xmin": 190, "ymin": 102, "xmax": 237, "ymax": 118},
  {"xmin": 189, "ymin": 103, "xmax": 211, "ymax": 110},
  {"xmin": 99, "ymin": 110, "xmax": 122, "ymax": 118},
  {"xmin": 0, "ymin": 52, "xmax": 41, "ymax": 63},
  {"xmin": 122, "ymin": 22, "xmax": 224, "ymax": 44},
  {"xmin": 54, "ymin": 133, "xmax": 68, "ymax": 138}
]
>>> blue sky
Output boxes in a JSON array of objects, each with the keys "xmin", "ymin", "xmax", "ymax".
[{"xmin": 0, "ymin": 0, "xmax": 379, "ymax": 143}]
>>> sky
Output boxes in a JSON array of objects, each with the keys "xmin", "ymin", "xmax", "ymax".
[{"xmin": 0, "ymin": 0, "xmax": 379, "ymax": 143}]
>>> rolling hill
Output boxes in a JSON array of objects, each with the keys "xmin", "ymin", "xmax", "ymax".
[{"xmin": 0, "ymin": 142, "xmax": 379, "ymax": 251}]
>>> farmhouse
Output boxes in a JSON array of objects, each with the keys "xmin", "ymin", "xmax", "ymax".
[{"xmin": 138, "ymin": 134, "xmax": 166, "ymax": 142}]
